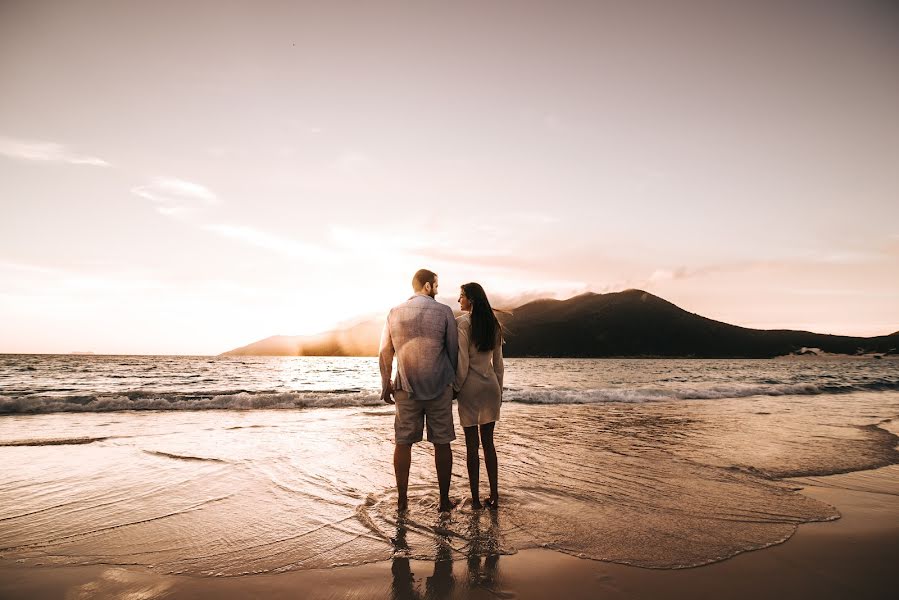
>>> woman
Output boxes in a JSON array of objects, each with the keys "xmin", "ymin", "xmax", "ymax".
[{"xmin": 453, "ymin": 282, "xmax": 504, "ymax": 509}]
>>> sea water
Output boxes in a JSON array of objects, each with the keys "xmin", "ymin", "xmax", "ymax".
[{"xmin": 1, "ymin": 355, "xmax": 897, "ymax": 574}]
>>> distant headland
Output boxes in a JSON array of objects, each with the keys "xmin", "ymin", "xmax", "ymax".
[{"xmin": 221, "ymin": 289, "xmax": 899, "ymax": 359}]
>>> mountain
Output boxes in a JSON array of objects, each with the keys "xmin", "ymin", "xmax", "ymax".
[
  {"xmin": 497, "ymin": 289, "xmax": 897, "ymax": 358},
  {"xmin": 222, "ymin": 319, "xmax": 383, "ymax": 357},
  {"xmin": 220, "ymin": 289, "xmax": 899, "ymax": 358}
]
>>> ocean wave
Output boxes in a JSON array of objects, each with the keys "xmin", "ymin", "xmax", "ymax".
[
  {"xmin": 0, "ymin": 436, "xmax": 109, "ymax": 447},
  {"xmin": 0, "ymin": 391, "xmax": 382, "ymax": 414},
  {"xmin": 507, "ymin": 379, "xmax": 899, "ymax": 404},
  {"xmin": 0, "ymin": 378, "xmax": 896, "ymax": 414},
  {"xmin": 142, "ymin": 450, "xmax": 228, "ymax": 463}
]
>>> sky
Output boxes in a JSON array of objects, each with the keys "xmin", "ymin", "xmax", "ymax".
[{"xmin": 1, "ymin": 0, "xmax": 898, "ymax": 355}]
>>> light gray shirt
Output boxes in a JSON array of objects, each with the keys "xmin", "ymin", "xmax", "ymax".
[{"xmin": 379, "ymin": 293, "xmax": 459, "ymax": 401}]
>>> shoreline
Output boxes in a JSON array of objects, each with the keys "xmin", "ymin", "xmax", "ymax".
[{"xmin": 2, "ymin": 465, "xmax": 896, "ymax": 599}]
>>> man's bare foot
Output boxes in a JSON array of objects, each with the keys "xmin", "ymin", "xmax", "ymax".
[
  {"xmin": 438, "ymin": 498, "xmax": 460, "ymax": 513},
  {"xmin": 397, "ymin": 497, "xmax": 408, "ymax": 512},
  {"xmin": 471, "ymin": 498, "xmax": 483, "ymax": 510},
  {"xmin": 484, "ymin": 496, "xmax": 499, "ymax": 509}
]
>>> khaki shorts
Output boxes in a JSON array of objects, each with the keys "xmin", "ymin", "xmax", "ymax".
[{"xmin": 394, "ymin": 385, "xmax": 455, "ymax": 445}]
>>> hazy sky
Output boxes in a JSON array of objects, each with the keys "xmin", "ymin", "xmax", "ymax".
[{"xmin": 2, "ymin": 1, "xmax": 897, "ymax": 354}]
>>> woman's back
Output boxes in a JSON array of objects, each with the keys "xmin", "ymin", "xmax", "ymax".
[{"xmin": 454, "ymin": 313, "xmax": 503, "ymax": 427}]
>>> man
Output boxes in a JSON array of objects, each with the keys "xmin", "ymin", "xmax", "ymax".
[{"xmin": 379, "ymin": 268, "xmax": 459, "ymax": 512}]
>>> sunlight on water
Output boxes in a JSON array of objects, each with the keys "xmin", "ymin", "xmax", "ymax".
[{"xmin": 1, "ymin": 368, "xmax": 897, "ymax": 574}]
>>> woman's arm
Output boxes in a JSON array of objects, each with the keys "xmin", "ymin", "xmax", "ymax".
[
  {"xmin": 453, "ymin": 319, "xmax": 470, "ymax": 393},
  {"xmin": 493, "ymin": 332, "xmax": 504, "ymax": 391}
]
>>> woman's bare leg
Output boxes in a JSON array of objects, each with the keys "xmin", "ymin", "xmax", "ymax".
[
  {"xmin": 480, "ymin": 422, "xmax": 498, "ymax": 507},
  {"xmin": 463, "ymin": 425, "xmax": 482, "ymax": 508}
]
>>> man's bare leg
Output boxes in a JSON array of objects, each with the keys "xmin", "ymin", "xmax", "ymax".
[
  {"xmin": 394, "ymin": 444, "xmax": 412, "ymax": 511},
  {"xmin": 434, "ymin": 442, "xmax": 457, "ymax": 512}
]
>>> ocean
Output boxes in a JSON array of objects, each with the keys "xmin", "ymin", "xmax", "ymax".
[
  {"xmin": 2, "ymin": 354, "xmax": 898, "ymax": 413},
  {"xmin": 1, "ymin": 355, "xmax": 897, "ymax": 575}
]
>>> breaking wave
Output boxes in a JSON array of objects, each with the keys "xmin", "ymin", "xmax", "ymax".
[
  {"xmin": 0, "ymin": 436, "xmax": 110, "ymax": 447},
  {"xmin": 142, "ymin": 450, "xmax": 229, "ymax": 463},
  {"xmin": 508, "ymin": 379, "xmax": 899, "ymax": 404},
  {"xmin": 0, "ymin": 390, "xmax": 382, "ymax": 414},
  {"xmin": 0, "ymin": 377, "xmax": 897, "ymax": 414}
]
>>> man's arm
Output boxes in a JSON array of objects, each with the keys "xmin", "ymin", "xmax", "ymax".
[{"xmin": 378, "ymin": 316, "xmax": 395, "ymax": 404}]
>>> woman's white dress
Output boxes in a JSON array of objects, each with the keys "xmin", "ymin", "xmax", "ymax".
[{"xmin": 453, "ymin": 313, "xmax": 504, "ymax": 427}]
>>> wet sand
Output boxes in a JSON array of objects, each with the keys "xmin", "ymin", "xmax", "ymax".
[{"xmin": 1, "ymin": 465, "xmax": 896, "ymax": 600}]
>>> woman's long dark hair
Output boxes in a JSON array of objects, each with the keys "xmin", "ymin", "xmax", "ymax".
[{"xmin": 462, "ymin": 282, "xmax": 502, "ymax": 352}]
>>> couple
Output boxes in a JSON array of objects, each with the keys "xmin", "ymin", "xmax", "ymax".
[{"xmin": 379, "ymin": 268, "xmax": 504, "ymax": 512}]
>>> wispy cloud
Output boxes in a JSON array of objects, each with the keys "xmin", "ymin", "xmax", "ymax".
[
  {"xmin": 0, "ymin": 259, "xmax": 168, "ymax": 296},
  {"xmin": 0, "ymin": 136, "xmax": 110, "ymax": 167},
  {"xmin": 648, "ymin": 247, "xmax": 893, "ymax": 284},
  {"xmin": 0, "ymin": 260, "xmax": 58, "ymax": 275},
  {"xmin": 131, "ymin": 177, "xmax": 218, "ymax": 218},
  {"xmin": 202, "ymin": 224, "xmax": 334, "ymax": 262}
]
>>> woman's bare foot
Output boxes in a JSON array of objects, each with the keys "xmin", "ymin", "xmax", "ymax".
[
  {"xmin": 484, "ymin": 496, "xmax": 499, "ymax": 509},
  {"xmin": 471, "ymin": 498, "xmax": 483, "ymax": 510}
]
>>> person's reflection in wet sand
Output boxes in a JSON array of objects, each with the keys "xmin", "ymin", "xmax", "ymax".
[
  {"xmin": 390, "ymin": 516, "xmax": 456, "ymax": 600},
  {"xmin": 391, "ymin": 556, "xmax": 419, "ymax": 600},
  {"xmin": 390, "ymin": 517, "xmax": 419, "ymax": 600},
  {"xmin": 425, "ymin": 537, "xmax": 455, "ymax": 599},
  {"xmin": 466, "ymin": 509, "xmax": 506, "ymax": 595}
]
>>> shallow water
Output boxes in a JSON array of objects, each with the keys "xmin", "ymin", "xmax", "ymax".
[{"xmin": 1, "ymin": 382, "xmax": 897, "ymax": 573}]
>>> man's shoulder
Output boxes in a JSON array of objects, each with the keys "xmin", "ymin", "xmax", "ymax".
[
  {"xmin": 389, "ymin": 296, "xmax": 421, "ymax": 312},
  {"xmin": 389, "ymin": 295, "xmax": 455, "ymax": 321},
  {"xmin": 387, "ymin": 296, "xmax": 442, "ymax": 318}
]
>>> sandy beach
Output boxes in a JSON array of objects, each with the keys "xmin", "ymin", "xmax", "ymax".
[{"xmin": 1, "ymin": 465, "xmax": 896, "ymax": 599}]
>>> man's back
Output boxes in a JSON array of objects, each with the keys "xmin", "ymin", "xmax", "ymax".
[{"xmin": 381, "ymin": 294, "xmax": 458, "ymax": 401}]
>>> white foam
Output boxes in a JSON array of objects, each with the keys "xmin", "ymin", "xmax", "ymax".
[
  {"xmin": 509, "ymin": 382, "xmax": 844, "ymax": 404},
  {"xmin": 1, "ymin": 378, "xmax": 896, "ymax": 414},
  {"xmin": 0, "ymin": 391, "xmax": 382, "ymax": 414}
]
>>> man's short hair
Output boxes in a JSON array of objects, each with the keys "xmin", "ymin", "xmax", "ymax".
[{"xmin": 412, "ymin": 269, "xmax": 437, "ymax": 291}]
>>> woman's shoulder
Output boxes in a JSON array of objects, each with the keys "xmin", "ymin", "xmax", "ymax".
[{"xmin": 456, "ymin": 313, "xmax": 471, "ymax": 326}]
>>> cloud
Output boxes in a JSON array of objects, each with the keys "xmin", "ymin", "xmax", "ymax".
[
  {"xmin": 648, "ymin": 247, "xmax": 894, "ymax": 285},
  {"xmin": 202, "ymin": 224, "xmax": 334, "ymax": 262},
  {"xmin": 649, "ymin": 267, "xmax": 690, "ymax": 282},
  {"xmin": 0, "ymin": 259, "xmax": 168, "ymax": 297},
  {"xmin": 131, "ymin": 177, "xmax": 218, "ymax": 218},
  {"xmin": 0, "ymin": 260, "xmax": 58, "ymax": 275},
  {"xmin": 0, "ymin": 136, "xmax": 110, "ymax": 167}
]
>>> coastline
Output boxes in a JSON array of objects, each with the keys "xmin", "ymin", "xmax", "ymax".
[{"xmin": 2, "ymin": 465, "xmax": 896, "ymax": 600}]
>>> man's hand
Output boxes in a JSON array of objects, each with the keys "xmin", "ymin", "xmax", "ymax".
[{"xmin": 381, "ymin": 381, "xmax": 395, "ymax": 405}]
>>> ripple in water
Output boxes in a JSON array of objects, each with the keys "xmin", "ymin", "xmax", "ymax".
[{"xmin": 1, "ymin": 394, "xmax": 897, "ymax": 575}]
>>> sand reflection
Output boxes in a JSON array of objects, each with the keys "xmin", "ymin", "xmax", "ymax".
[{"xmin": 390, "ymin": 509, "xmax": 509, "ymax": 600}]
